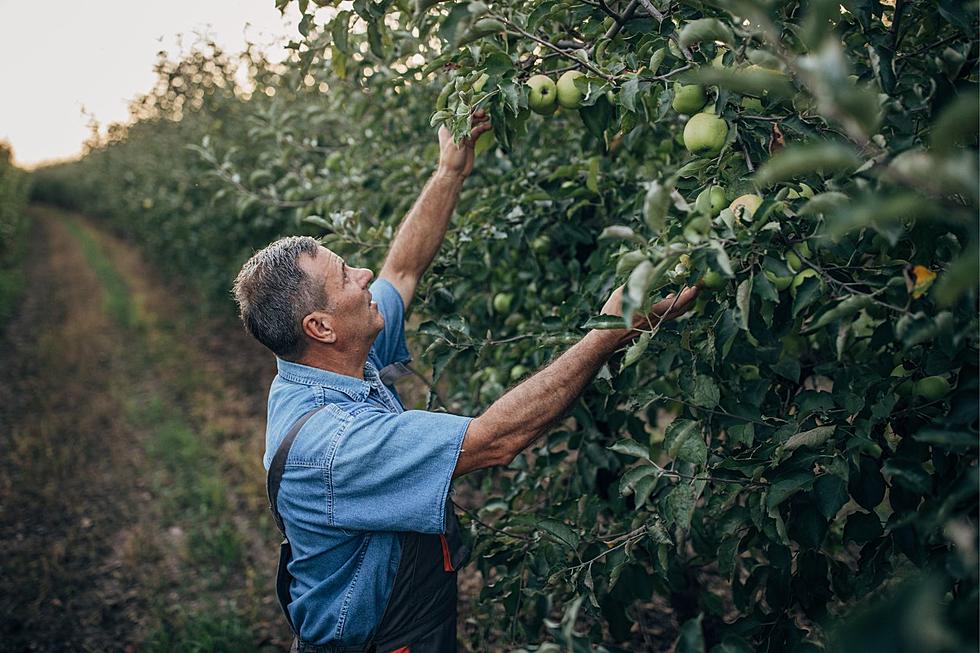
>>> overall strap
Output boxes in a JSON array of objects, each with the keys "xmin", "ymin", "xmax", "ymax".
[{"xmin": 267, "ymin": 406, "xmax": 328, "ymax": 535}]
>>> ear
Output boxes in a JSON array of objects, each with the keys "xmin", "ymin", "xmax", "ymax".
[{"xmin": 302, "ymin": 311, "xmax": 336, "ymax": 345}]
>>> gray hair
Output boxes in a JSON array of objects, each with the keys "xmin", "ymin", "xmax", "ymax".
[{"xmin": 232, "ymin": 236, "xmax": 330, "ymax": 360}]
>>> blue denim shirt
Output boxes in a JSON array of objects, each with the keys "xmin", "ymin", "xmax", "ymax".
[{"xmin": 263, "ymin": 279, "xmax": 472, "ymax": 645}]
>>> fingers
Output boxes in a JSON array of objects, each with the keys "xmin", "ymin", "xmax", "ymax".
[
  {"xmin": 468, "ymin": 110, "xmax": 492, "ymax": 140},
  {"xmin": 648, "ymin": 284, "xmax": 700, "ymax": 320}
]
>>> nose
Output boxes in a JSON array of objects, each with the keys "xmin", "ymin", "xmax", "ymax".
[{"xmin": 358, "ymin": 267, "xmax": 374, "ymax": 287}]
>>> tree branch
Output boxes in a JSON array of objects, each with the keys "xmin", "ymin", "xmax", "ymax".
[{"xmin": 492, "ymin": 14, "xmax": 614, "ymax": 81}]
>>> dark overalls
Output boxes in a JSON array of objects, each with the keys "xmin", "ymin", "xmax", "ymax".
[{"xmin": 267, "ymin": 406, "xmax": 468, "ymax": 653}]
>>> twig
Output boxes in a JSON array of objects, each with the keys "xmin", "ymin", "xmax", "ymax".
[
  {"xmin": 638, "ymin": 63, "xmax": 692, "ymax": 82},
  {"xmin": 635, "ymin": 0, "xmax": 664, "ymax": 23},
  {"xmin": 491, "ymin": 14, "xmax": 614, "ymax": 81},
  {"xmin": 738, "ymin": 132, "xmax": 755, "ymax": 172},
  {"xmin": 405, "ymin": 363, "xmax": 449, "ymax": 408},
  {"xmin": 580, "ymin": 0, "xmax": 623, "ymax": 23},
  {"xmin": 889, "ymin": 0, "xmax": 906, "ymax": 52},
  {"xmin": 452, "ymin": 499, "xmax": 533, "ymax": 541}
]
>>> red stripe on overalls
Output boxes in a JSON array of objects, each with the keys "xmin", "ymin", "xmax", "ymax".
[{"xmin": 438, "ymin": 535, "xmax": 454, "ymax": 572}]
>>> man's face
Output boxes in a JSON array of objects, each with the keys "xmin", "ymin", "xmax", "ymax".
[{"xmin": 301, "ymin": 246, "xmax": 384, "ymax": 345}]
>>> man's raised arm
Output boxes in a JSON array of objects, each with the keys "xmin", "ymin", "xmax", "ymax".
[
  {"xmin": 379, "ymin": 112, "xmax": 492, "ymax": 310},
  {"xmin": 454, "ymin": 284, "xmax": 701, "ymax": 478}
]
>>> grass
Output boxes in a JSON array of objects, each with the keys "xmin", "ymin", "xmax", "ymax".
[
  {"xmin": 132, "ymin": 396, "xmax": 246, "ymax": 576},
  {"xmin": 144, "ymin": 604, "xmax": 255, "ymax": 653},
  {"xmin": 39, "ymin": 209, "xmax": 270, "ymax": 649},
  {"xmin": 62, "ymin": 217, "xmax": 138, "ymax": 329},
  {"xmin": 63, "ymin": 217, "xmax": 247, "ymax": 578}
]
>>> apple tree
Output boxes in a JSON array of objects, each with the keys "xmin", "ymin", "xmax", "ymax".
[
  {"xmin": 272, "ymin": 0, "xmax": 979, "ymax": 650},
  {"xmin": 28, "ymin": 0, "xmax": 979, "ymax": 650},
  {"xmin": 0, "ymin": 143, "xmax": 32, "ymax": 326}
]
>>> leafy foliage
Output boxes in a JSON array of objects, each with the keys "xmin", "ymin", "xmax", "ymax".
[
  {"xmin": 31, "ymin": 1, "xmax": 979, "ymax": 650},
  {"xmin": 0, "ymin": 143, "xmax": 32, "ymax": 326}
]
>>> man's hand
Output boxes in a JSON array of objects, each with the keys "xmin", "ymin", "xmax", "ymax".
[
  {"xmin": 436, "ymin": 111, "xmax": 492, "ymax": 179},
  {"xmin": 600, "ymin": 283, "xmax": 701, "ymax": 343}
]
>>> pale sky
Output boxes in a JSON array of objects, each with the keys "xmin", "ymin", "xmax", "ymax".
[{"xmin": 0, "ymin": 0, "xmax": 304, "ymax": 168}]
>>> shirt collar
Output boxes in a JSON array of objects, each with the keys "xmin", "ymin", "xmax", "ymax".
[{"xmin": 276, "ymin": 357, "xmax": 380, "ymax": 402}]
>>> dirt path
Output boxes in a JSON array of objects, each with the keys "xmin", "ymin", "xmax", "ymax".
[
  {"xmin": 0, "ymin": 205, "xmax": 492, "ymax": 652},
  {"xmin": 0, "ymin": 206, "xmax": 289, "ymax": 652}
]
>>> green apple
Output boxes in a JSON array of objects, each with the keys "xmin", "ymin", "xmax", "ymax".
[
  {"xmin": 510, "ymin": 364, "xmax": 529, "ymax": 381},
  {"xmin": 764, "ymin": 270, "xmax": 793, "ymax": 291},
  {"xmin": 556, "ymin": 70, "xmax": 585, "ymax": 109},
  {"xmin": 785, "ymin": 242, "xmax": 811, "ymax": 272},
  {"xmin": 701, "ymin": 270, "xmax": 727, "ymax": 289},
  {"xmin": 683, "ymin": 113, "xmax": 728, "ymax": 155},
  {"xmin": 738, "ymin": 364, "xmax": 761, "ymax": 380},
  {"xmin": 683, "ymin": 215, "xmax": 713, "ymax": 243},
  {"xmin": 694, "ymin": 185, "xmax": 727, "ymax": 216},
  {"xmin": 785, "ymin": 250, "xmax": 802, "ymax": 272},
  {"xmin": 672, "ymin": 84, "xmax": 707, "ymax": 114},
  {"xmin": 493, "ymin": 292, "xmax": 513, "ymax": 313},
  {"xmin": 531, "ymin": 235, "xmax": 550, "ymax": 253},
  {"xmin": 729, "ymin": 194, "xmax": 763, "ymax": 221},
  {"xmin": 740, "ymin": 96, "xmax": 764, "ymax": 112},
  {"xmin": 526, "ymin": 74, "xmax": 557, "ymax": 115},
  {"xmin": 914, "ymin": 376, "xmax": 951, "ymax": 400},
  {"xmin": 896, "ymin": 379, "xmax": 915, "ymax": 398}
]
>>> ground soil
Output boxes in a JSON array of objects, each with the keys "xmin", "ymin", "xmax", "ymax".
[{"xmin": 0, "ymin": 206, "xmax": 494, "ymax": 652}]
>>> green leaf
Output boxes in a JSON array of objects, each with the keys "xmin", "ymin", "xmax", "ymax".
[
  {"xmin": 623, "ymin": 331, "xmax": 651, "ymax": 368},
  {"xmin": 678, "ymin": 19, "xmax": 734, "ymax": 49},
  {"xmin": 912, "ymin": 429, "xmax": 979, "ymax": 451},
  {"xmin": 766, "ymin": 472, "xmax": 814, "ymax": 510},
  {"xmin": 813, "ymin": 474, "xmax": 849, "ymax": 519},
  {"xmin": 784, "ymin": 425, "xmax": 835, "ymax": 451},
  {"xmin": 691, "ymin": 374, "xmax": 720, "ymax": 409},
  {"xmin": 609, "ymin": 438, "xmax": 650, "ymax": 459},
  {"xmin": 332, "ymin": 11, "xmax": 352, "ymax": 53},
  {"xmin": 806, "ymin": 295, "xmax": 873, "ymax": 332},
  {"xmin": 648, "ymin": 47, "xmax": 666, "ymax": 74},
  {"xmin": 633, "ymin": 473, "xmax": 659, "ymax": 507},
  {"xmin": 736, "ymin": 277, "xmax": 752, "ymax": 331},
  {"xmin": 620, "ymin": 76, "xmax": 641, "ymax": 113},
  {"xmin": 930, "ymin": 90, "xmax": 980, "ymax": 154},
  {"xmin": 683, "ymin": 66, "xmax": 794, "ymax": 98},
  {"xmin": 799, "ymin": 191, "xmax": 850, "ymax": 217},
  {"xmin": 643, "ymin": 179, "xmax": 672, "ymax": 234},
  {"xmin": 882, "ymin": 459, "xmax": 931, "ymax": 495},
  {"xmin": 753, "ymin": 143, "xmax": 861, "ymax": 187},
  {"xmin": 675, "ymin": 613, "xmax": 705, "ymax": 653},
  {"xmin": 665, "ymin": 483, "xmax": 696, "ymax": 529},
  {"xmin": 620, "ymin": 464, "xmax": 661, "ymax": 498},
  {"xmin": 665, "ymin": 419, "xmax": 707, "ymax": 467},
  {"xmin": 537, "ymin": 518, "xmax": 580, "ymax": 549},
  {"xmin": 843, "ymin": 510, "xmax": 882, "ymax": 544},
  {"xmin": 626, "ymin": 260, "xmax": 655, "ymax": 308},
  {"xmin": 598, "ymin": 225, "xmax": 643, "ymax": 242},
  {"xmin": 935, "ymin": 248, "xmax": 980, "ymax": 306},
  {"xmin": 579, "ymin": 96, "xmax": 613, "ymax": 139}
]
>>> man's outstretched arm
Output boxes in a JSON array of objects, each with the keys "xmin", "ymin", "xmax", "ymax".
[
  {"xmin": 454, "ymin": 284, "xmax": 701, "ymax": 477},
  {"xmin": 379, "ymin": 112, "xmax": 492, "ymax": 310}
]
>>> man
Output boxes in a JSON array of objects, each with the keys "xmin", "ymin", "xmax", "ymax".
[{"xmin": 232, "ymin": 112, "xmax": 699, "ymax": 652}]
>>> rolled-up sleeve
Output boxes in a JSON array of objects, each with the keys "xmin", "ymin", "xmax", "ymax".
[
  {"xmin": 368, "ymin": 279, "xmax": 411, "ymax": 368},
  {"xmin": 329, "ymin": 408, "xmax": 472, "ymax": 533}
]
